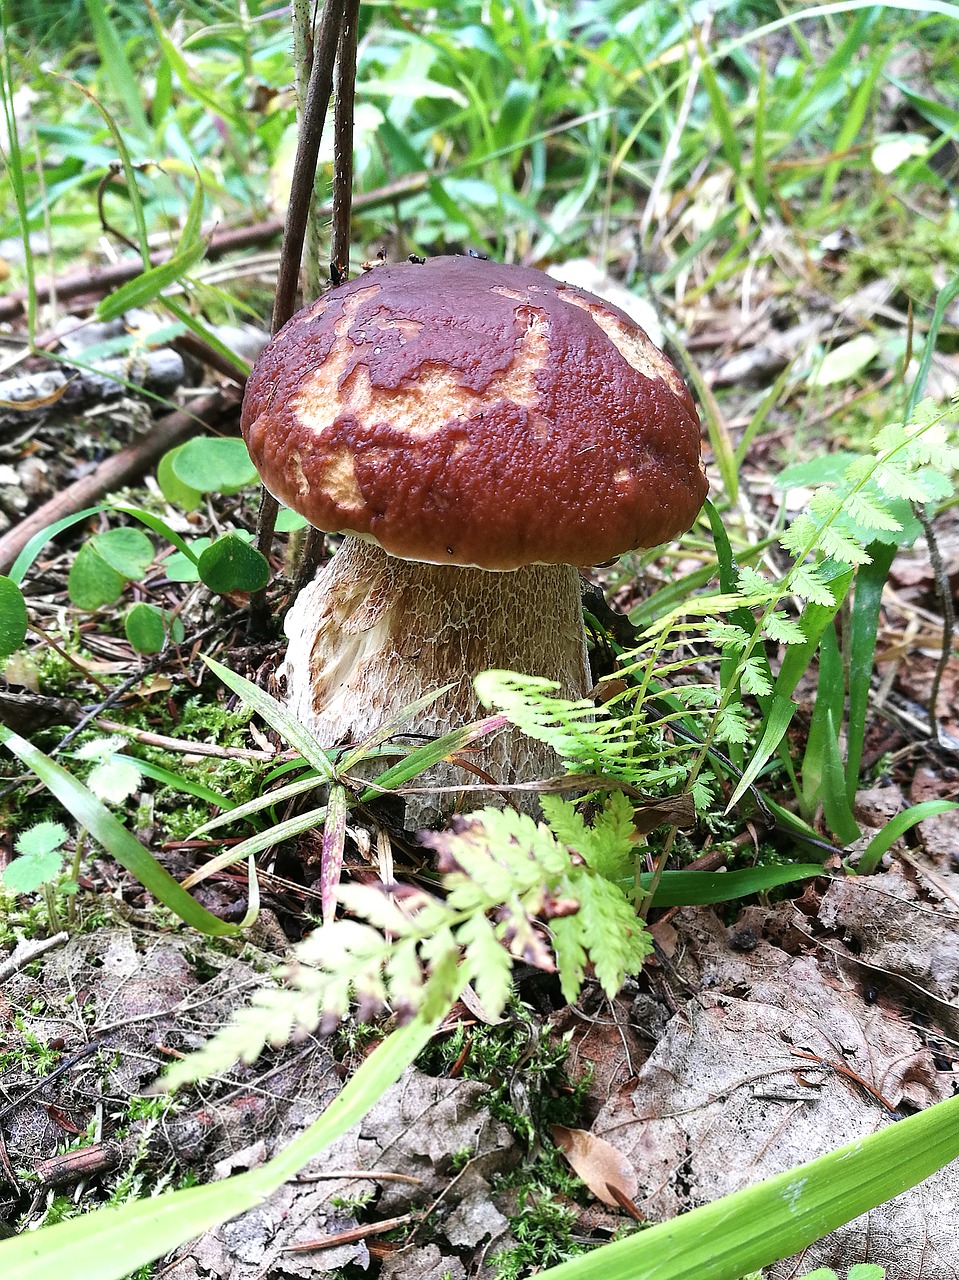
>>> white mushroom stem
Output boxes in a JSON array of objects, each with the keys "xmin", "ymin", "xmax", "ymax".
[{"xmin": 281, "ymin": 536, "xmax": 592, "ymax": 824}]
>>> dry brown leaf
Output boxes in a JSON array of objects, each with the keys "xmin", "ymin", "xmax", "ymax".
[
  {"xmin": 549, "ymin": 1124, "xmax": 638, "ymax": 1207},
  {"xmin": 0, "ymin": 375, "xmax": 72, "ymax": 411}
]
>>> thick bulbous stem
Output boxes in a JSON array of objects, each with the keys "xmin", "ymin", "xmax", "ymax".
[{"xmin": 281, "ymin": 536, "xmax": 591, "ymax": 825}]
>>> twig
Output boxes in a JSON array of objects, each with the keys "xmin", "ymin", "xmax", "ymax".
[
  {"xmin": 0, "ymin": 1041, "xmax": 100, "ymax": 1123},
  {"xmin": 252, "ymin": 0, "xmax": 349, "ymax": 627},
  {"xmin": 639, "ymin": 12, "xmax": 711, "ymax": 249},
  {"xmin": 46, "ymin": 602, "xmax": 257, "ymax": 758},
  {"xmin": 271, "ymin": 0, "xmax": 346, "ymax": 335},
  {"xmin": 296, "ymin": 1169, "xmax": 424, "ymax": 1186},
  {"xmin": 331, "ymin": 0, "xmax": 360, "ymax": 283},
  {"xmin": 291, "ymin": 0, "xmax": 325, "ymax": 301},
  {"xmin": 0, "ymin": 931, "xmax": 69, "ymax": 983},
  {"xmin": 287, "ymin": 0, "xmax": 362, "ymax": 593},
  {"xmin": 0, "ymin": 389, "xmax": 240, "ymax": 574},
  {"xmin": 172, "ymin": 331, "xmax": 247, "ymax": 388},
  {"xmin": 95, "ymin": 718, "xmax": 285, "ymax": 761},
  {"xmin": 285, "ymin": 1212, "xmax": 418, "ymax": 1252},
  {"xmin": 0, "ymin": 220, "xmax": 285, "ymax": 322},
  {"xmin": 913, "ymin": 504, "xmax": 956, "ymax": 744},
  {"xmin": 789, "ymin": 1048, "xmax": 900, "ymax": 1119}
]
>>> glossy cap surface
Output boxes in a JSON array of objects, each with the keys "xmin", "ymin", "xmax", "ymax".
[{"xmin": 241, "ymin": 255, "xmax": 707, "ymax": 569}]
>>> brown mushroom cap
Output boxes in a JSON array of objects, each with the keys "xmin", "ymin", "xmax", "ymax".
[{"xmin": 241, "ymin": 255, "xmax": 707, "ymax": 571}]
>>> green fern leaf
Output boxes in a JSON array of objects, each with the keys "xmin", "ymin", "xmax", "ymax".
[
  {"xmin": 843, "ymin": 491, "xmax": 902, "ymax": 533},
  {"xmin": 790, "ymin": 563, "xmax": 837, "ymax": 606},
  {"xmin": 818, "ymin": 525, "xmax": 872, "ymax": 566},
  {"xmin": 763, "ymin": 611, "xmax": 806, "ymax": 645},
  {"xmin": 570, "ymin": 872, "xmax": 652, "ymax": 998},
  {"xmin": 458, "ymin": 911, "xmax": 514, "ymax": 1018},
  {"xmin": 741, "ymin": 656, "xmax": 772, "ymax": 697}
]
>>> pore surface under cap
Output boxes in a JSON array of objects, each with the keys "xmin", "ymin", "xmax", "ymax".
[{"xmin": 241, "ymin": 255, "xmax": 707, "ymax": 569}]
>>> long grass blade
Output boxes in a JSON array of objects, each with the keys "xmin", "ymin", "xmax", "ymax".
[{"xmin": 0, "ymin": 726, "xmax": 252, "ymax": 935}]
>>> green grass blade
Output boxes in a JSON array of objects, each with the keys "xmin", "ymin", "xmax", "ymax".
[
  {"xmin": 821, "ymin": 49, "xmax": 884, "ymax": 204},
  {"xmin": 163, "ymin": 297, "xmax": 251, "ymax": 377},
  {"xmin": 82, "ymin": 0, "xmax": 151, "ymax": 138},
  {"xmin": 0, "ymin": 726, "xmax": 247, "ymax": 936},
  {"xmin": 775, "ymin": 561, "xmax": 854, "ymax": 701},
  {"xmin": 681, "ymin": 354, "xmax": 739, "ymax": 504},
  {"xmin": 96, "ymin": 239, "xmax": 208, "ymax": 321},
  {"xmin": 357, "ymin": 716, "xmax": 508, "ymax": 799},
  {"xmin": 186, "ymin": 805, "xmax": 329, "ymax": 879},
  {"xmin": 0, "ymin": 10, "xmax": 37, "ymax": 343},
  {"xmin": 642, "ymin": 863, "xmax": 825, "ymax": 906},
  {"xmin": 726, "ymin": 694, "xmax": 795, "ymax": 813},
  {"xmin": 0, "ymin": 1004, "xmax": 453, "ymax": 1280},
  {"xmin": 337, "ymin": 684, "xmax": 456, "ymax": 774},
  {"xmin": 65, "ymin": 75, "xmax": 151, "ymax": 268},
  {"xmin": 801, "ymin": 622, "xmax": 859, "ymax": 842},
  {"xmin": 204, "ymin": 656, "xmax": 336, "ymax": 783},
  {"xmin": 7, "ymin": 507, "xmax": 106, "ymax": 584},
  {"xmin": 751, "ymin": 46, "xmax": 768, "ymax": 214},
  {"xmin": 734, "ymin": 364, "xmax": 794, "ymax": 469},
  {"xmin": 535, "ymin": 1092, "xmax": 959, "ymax": 1280},
  {"xmin": 905, "ymin": 274, "xmax": 959, "ymax": 417},
  {"xmin": 188, "ymin": 773, "xmax": 322, "ymax": 839},
  {"xmin": 115, "ymin": 756, "xmax": 234, "ymax": 810},
  {"xmin": 698, "ymin": 51, "xmax": 741, "ymax": 177},
  {"xmin": 179, "ymin": 171, "xmax": 205, "ymax": 251},
  {"xmin": 112, "ymin": 503, "xmax": 200, "ymax": 563},
  {"xmin": 820, "ymin": 705, "xmax": 861, "ymax": 845},
  {"xmin": 858, "ymin": 799, "xmax": 958, "ymax": 875},
  {"xmin": 845, "ymin": 542, "xmax": 897, "ymax": 804}
]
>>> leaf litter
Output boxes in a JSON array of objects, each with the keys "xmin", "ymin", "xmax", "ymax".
[{"xmin": 588, "ymin": 896, "xmax": 959, "ymax": 1278}]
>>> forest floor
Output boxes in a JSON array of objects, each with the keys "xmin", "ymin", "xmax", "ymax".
[{"xmin": 3, "ymin": 8, "xmax": 959, "ymax": 1280}]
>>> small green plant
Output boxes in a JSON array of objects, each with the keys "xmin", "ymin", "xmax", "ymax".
[
  {"xmin": 2, "ymin": 820, "xmax": 76, "ymax": 930},
  {"xmin": 3, "ymin": 820, "xmax": 70, "ymax": 896},
  {"xmin": 493, "ymin": 1190, "xmax": 587, "ymax": 1279}
]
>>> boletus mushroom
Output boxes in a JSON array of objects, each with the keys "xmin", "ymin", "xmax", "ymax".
[{"xmin": 241, "ymin": 255, "xmax": 707, "ymax": 821}]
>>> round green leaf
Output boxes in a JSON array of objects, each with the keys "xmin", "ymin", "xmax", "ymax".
[
  {"xmin": 157, "ymin": 446, "xmax": 203, "ymax": 511},
  {"xmin": 172, "ymin": 437, "xmax": 259, "ymax": 494},
  {"xmin": 125, "ymin": 603, "xmax": 167, "ymax": 654},
  {"xmin": 3, "ymin": 847, "xmax": 65, "ymax": 894},
  {"xmin": 198, "ymin": 533, "xmax": 270, "ymax": 594},
  {"xmin": 124, "ymin": 604, "xmax": 186, "ymax": 653},
  {"xmin": 275, "ymin": 506, "xmax": 308, "ymax": 533},
  {"xmin": 0, "ymin": 576, "xmax": 28, "ymax": 657},
  {"xmin": 809, "ymin": 335, "xmax": 880, "ymax": 387},
  {"xmin": 164, "ymin": 538, "xmax": 209, "ymax": 583},
  {"xmin": 91, "ymin": 527, "xmax": 154, "ymax": 579},
  {"xmin": 68, "ymin": 543, "xmax": 127, "ymax": 609}
]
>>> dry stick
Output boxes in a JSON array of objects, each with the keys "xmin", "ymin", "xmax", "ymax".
[
  {"xmin": 0, "ymin": 931, "xmax": 69, "ymax": 984},
  {"xmin": 913, "ymin": 504, "xmax": 956, "ymax": 743},
  {"xmin": 2, "ymin": 180, "xmax": 431, "ymax": 328},
  {"xmin": 0, "ymin": 389, "xmax": 240, "ymax": 574},
  {"xmin": 330, "ymin": 0, "xmax": 360, "ymax": 285},
  {"xmin": 251, "ymin": 0, "xmax": 349, "ymax": 629},
  {"xmin": 0, "ymin": 221, "xmax": 285, "ymax": 323},
  {"xmin": 293, "ymin": 0, "xmax": 361, "ymax": 592},
  {"xmin": 172, "ymin": 331, "xmax": 248, "ymax": 389},
  {"xmin": 292, "ymin": 0, "xmax": 325, "ymax": 303}
]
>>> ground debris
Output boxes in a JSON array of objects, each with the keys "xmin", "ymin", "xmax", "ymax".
[
  {"xmin": 168, "ymin": 1067, "xmax": 517, "ymax": 1280},
  {"xmin": 591, "ymin": 905, "xmax": 956, "ymax": 1278}
]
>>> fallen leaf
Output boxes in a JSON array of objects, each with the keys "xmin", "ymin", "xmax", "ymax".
[{"xmin": 549, "ymin": 1124, "xmax": 639, "ymax": 1207}]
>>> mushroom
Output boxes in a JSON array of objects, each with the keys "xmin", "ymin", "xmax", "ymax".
[{"xmin": 240, "ymin": 255, "xmax": 707, "ymax": 821}]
